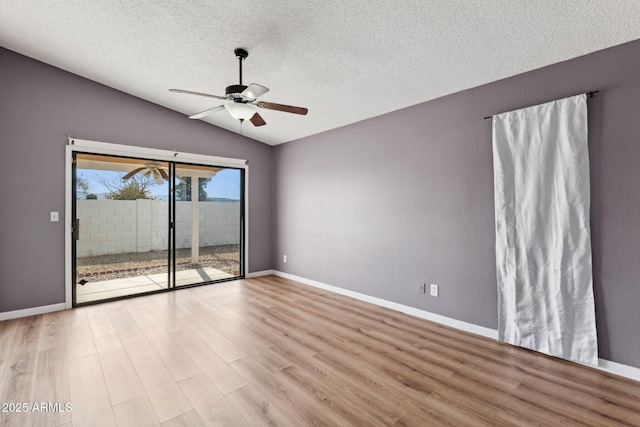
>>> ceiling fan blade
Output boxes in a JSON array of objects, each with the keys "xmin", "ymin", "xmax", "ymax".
[
  {"xmin": 169, "ymin": 89, "xmax": 227, "ymax": 100},
  {"xmin": 257, "ymin": 101, "xmax": 308, "ymax": 115},
  {"xmin": 152, "ymin": 169, "xmax": 163, "ymax": 185},
  {"xmin": 158, "ymin": 168, "xmax": 169, "ymax": 180},
  {"xmin": 122, "ymin": 167, "xmax": 145, "ymax": 180},
  {"xmin": 250, "ymin": 112, "xmax": 267, "ymax": 127},
  {"xmin": 242, "ymin": 83, "xmax": 269, "ymax": 99},
  {"xmin": 189, "ymin": 105, "xmax": 226, "ymax": 119}
]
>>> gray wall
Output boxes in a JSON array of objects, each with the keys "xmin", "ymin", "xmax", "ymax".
[
  {"xmin": 3, "ymin": 39, "xmax": 640, "ymax": 369},
  {"xmin": 0, "ymin": 48, "xmax": 272, "ymax": 312},
  {"xmin": 273, "ymin": 39, "xmax": 640, "ymax": 369}
]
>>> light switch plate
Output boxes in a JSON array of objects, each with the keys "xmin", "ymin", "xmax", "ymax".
[{"xmin": 50, "ymin": 211, "xmax": 59, "ymax": 222}]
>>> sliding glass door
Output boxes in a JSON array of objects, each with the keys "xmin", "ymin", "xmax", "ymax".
[
  {"xmin": 172, "ymin": 164, "xmax": 244, "ymax": 287},
  {"xmin": 72, "ymin": 153, "xmax": 244, "ymax": 306}
]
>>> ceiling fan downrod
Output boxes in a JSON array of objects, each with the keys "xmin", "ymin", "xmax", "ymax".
[
  {"xmin": 235, "ymin": 48, "xmax": 248, "ymax": 85},
  {"xmin": 225, "ymin": 48, "xmax": 249, "ymax": 101}
]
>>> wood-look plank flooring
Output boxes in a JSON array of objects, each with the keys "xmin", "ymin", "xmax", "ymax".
[{"xmin": 1, "ymin": 275, "xmax": 640, "ymax": 426}]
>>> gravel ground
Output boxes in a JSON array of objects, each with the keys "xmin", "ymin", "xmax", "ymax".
[{"xmin": 77, "ymin": 245, "xmax": 240, "ymax": 281}]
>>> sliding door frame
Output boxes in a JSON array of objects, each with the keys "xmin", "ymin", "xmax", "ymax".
[{"xmin": 65, "ymin": 137, "xmax": 249, "ymax": 308}]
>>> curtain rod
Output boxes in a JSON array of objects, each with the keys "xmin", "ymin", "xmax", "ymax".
[{"xmin": 483, "ymin": 91, "xmax": 599, "ymax": 120}]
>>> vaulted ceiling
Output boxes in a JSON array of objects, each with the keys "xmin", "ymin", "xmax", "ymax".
[{"xmin": 2, "ymin": 1, "xmax": 639, "ymax": 145}]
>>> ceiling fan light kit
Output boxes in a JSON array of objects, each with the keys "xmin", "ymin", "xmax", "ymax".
[
  {"xmin": 225, "ymin": 102, "xmax": 255, "ymax": 121},
  {"xmin": 169, "ymin": 48, "xmax": 308, "ymax": 127}
]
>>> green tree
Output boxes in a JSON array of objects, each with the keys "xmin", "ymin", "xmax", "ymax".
[
  {"xmin": 96, "ymin": 173, "xmax": 155, "ymax": 200},
  {"xmin": 106, "ymin": 180, "xmax": 152, "ymax": 200},
  {"xmin": 76, "ymin": 174, "xmax": 97, "ymax": 199},
  {"xmin": 76, "ymin": 175, "xmax": 90, "ymax": 193},
  {"xmin": 176, "ymin": 177, "xmax": 211, "ymax": 201}
]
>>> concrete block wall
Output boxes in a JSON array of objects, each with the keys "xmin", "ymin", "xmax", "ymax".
[
  {"xmin": 174, "ymin": 202, "xmax": 241, "ymax": 250},
  {"xmin": 76, "ymin": 199, "xmax": 240, "ymax": 257}
]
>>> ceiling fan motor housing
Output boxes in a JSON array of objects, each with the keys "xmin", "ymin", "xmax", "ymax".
[{"xmin": 226, "ymin": 84, "xmax": 249, "ymax": 102}]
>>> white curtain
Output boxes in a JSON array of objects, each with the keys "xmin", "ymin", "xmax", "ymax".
[{"xmin": 492, "ymin": 94, "xmax": 598, "ymax": 365}]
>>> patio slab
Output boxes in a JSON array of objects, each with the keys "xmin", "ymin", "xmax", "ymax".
[
  {"xmin": 76, "ymin": 267, "xmax": 235, "ymax": 304},
  {"xmin": 148, "ymin": 267, "xmax": 234, "ymax": 287}
]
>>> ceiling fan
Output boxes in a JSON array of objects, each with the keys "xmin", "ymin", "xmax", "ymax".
[
  {"xmin": 122, "ymin": 161, "xmax": 186, "ymax": 185},
  {"xmin": 169, "ymin": 48, "xmax": 308, "ymax": 127}
]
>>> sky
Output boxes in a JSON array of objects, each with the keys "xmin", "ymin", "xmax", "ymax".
[{"xmin": 77, "ymin": 167, "xmax": 241, "ymax": 200}]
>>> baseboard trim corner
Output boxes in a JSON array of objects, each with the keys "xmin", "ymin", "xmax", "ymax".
[
  {"xmin": 0, "ymin": 303, "xmax": 67, "ymax": 321},
  {"xmin": 272, "ymin": 270, "xmax": 640, "ymax": 383},
  {"xmin": 247, "ymin": 269, "xmax": 275, "ymax": 278}
]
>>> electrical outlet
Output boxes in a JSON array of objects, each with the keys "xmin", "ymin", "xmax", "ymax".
[
  {"xmin": 430, "ymin": 284, "xmax": 439, "ymax": 297},
  {"xmin": 419, "ymin": 283, "xmax": 426, "ymax": 293},
  {"xmin": 283, "ymin": 255, "xmax": 287, "ymax": 263}
]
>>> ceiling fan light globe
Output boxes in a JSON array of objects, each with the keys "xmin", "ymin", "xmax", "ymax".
[{"xmin": 225, "ymin": 103, "xmax": 255, "ymax": 121}]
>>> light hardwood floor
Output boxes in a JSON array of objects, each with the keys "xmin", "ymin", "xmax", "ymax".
[{"xmin": 1, "ymin": 275, "xmax": 639, "ymax": 426}]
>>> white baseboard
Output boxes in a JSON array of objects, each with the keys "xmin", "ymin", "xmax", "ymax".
[
  {"xmin": 247, "ymin": 269, "xmax": 275, "ymax": 278},
  {"xmin": 272, "ymin": 270, "xmax": 640, "ymax": 383},
  {"xmin": 0, "ymin": 303, "xmax": 67, "ymax": 322},
  {"xmin": 273, "ymin": 271, "xmax": 497, "ymax": 338},
  {"xmin": 592, "ymin": 358, "xmax": 640, "ymax": 382}
]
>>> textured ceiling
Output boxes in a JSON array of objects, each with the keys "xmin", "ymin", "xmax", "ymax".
[{"xmin": 1, "ymin": 1, "xmax": 640, "ymax": 145}]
